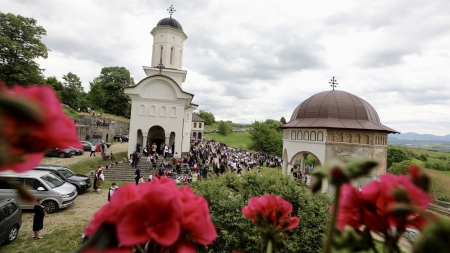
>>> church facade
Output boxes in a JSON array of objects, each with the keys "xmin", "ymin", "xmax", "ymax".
[{"xmin": 124, "ymin": 13, "xmax": 198, "ymax": 156}]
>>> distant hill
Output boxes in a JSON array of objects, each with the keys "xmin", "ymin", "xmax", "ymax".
[{"xmin": 389, "ymin": 132, "xmax": 450, "ymax": 142}]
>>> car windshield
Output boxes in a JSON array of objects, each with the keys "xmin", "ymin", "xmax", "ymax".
[
  {"xmin": 40, "ymin": 173, "xmax": 65, "ymax": 189},
  {"xmin": 58, "ymin": 168, "xmax": 76, "ymax": 178}
]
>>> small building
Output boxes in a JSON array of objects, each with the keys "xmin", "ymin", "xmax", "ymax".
[
  {"xmin": 280, "ymin": 89, "xmax": 399, "ymax": 190},
  {"xmin": 191, "ymin": 114, "xmax": 205, "ymax": 140}
]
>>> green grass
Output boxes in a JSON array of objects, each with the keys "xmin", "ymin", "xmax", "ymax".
[
  {"xmin": 205, "ymin": 132, "xmax": 251, "ymax": 149},
  {"xmin": 67, "ymin": 151, "xmax": 128, "ymax": 175}
]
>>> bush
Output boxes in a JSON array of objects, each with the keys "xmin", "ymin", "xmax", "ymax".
[
  {"xmin": 387, "ymin": 160, "xmax": 418, "ymax": 175},
  {"xmin": 190, "ymin": 172, "xmax": 332, "ymax": 252}
]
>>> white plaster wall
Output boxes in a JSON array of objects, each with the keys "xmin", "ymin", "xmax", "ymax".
[
  {"xmin": 282, "ymin": 128, "xmax": 327, "ymax": 175},
  {"xmin": 150, "ymin": 27, "xmax": 187, "ymax": 70}
]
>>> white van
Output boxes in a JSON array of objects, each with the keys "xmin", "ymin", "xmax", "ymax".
[{"xmin": 0, "ymin": 170, "xmax": 78, "ymax": 213}]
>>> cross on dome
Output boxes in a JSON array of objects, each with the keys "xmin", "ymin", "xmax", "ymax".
[
  {"xmin": 167, "ymin": 5, "xmax": 176, "ymax": 18},
  {"xmin": 329, "ymin": 76, "xmax": 338, "ymax": 90}
]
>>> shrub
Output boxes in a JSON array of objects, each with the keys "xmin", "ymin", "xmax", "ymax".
[{"xmin": 190, "ymin": 172, "xmax": 332, "ymax": 252}]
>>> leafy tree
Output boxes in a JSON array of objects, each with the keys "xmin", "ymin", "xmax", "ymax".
[
  {"xmin": 306, "ymin": 154, "xmax": 319, "ymax": 166},
  {"xmin": 190, "ymin": 172, "xmax": 331, "ymax": 252},
  {"xmin": 418, "ymin": 154, "xmax": 428, "ymax": 162},
  {"xmin": 387, "ymin": 147, "xmax": 410, "ymax": 168},
  {"xmin": 218, "ymin": 120, "xmax": 232, "ymax": 136},
  {"xmin": 248, "ymin": 119, "xmax": 283, "ymax": 156},
  {"xmin": 61, "ymin": 72, "xmax": 84, "ymax": 109},
  {"xmin": 88, "ymin": 77, "xmax": 107, "ymax": 111},
  {"xmin": 387, "ymin": 160, "xmax": 416, "ymax": 175},
  {"xmin": 280, "ymin": 116, "xmax": 286, "ymax": 124},
  {"xmin": 45, "ymin": 76, "xmax": 64, "ymax": 100},
  {"xmin": 0, "ymin": 12, "xmax": 49, "ymax": 86},
  {"xmin": 95, "ymin": 66, "xmax": 134, "ymax": 118},
  {"xmin": 194, "ymin": 110, "xmax": 215, "ymax": 125}
]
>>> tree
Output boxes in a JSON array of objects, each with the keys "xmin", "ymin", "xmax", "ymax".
[
  {"xmin": 218, "ymin": 121, "xmax": 232, "ymax": 136},
  {"xmin": 194, "ymin": 110, "xmax": 215, "ymax": 125},
  {"xmin": 61, "ymin": 72, "xmax": 84, "ymax": 109},
  {"xmin": 88, "ymin": 77, "xmax": 107, "ymax": 111},
  {"xmin": 280, "ymin": 117, "xmax": 286, "ymax": 124},
  {"xmin": 248, "ymin": 119, "xmax": 283, "ymax": 156},
  {"xmin": 0, "ymin": 12, "xmax": 49, "ymax": 86},
  {"xmin": 45, "ymin": 76, "xmax": 64, "ymax": 100},
  {"xmin": 95, "ymin": 67, "xmax": 134, "ymax": 118},
  {"xmin": 387, "ymin": 147, "xmax": 410, "ymax": 168}
]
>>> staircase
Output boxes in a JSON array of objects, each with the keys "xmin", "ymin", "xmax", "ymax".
[{"xmin": 89, "ymin": 158, "xmax": 187, "ymax": 182}]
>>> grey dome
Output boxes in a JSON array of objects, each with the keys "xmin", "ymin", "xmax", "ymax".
[{"xmin": 156, "ymin": 18, "xmax": 183, "ymax": 31}]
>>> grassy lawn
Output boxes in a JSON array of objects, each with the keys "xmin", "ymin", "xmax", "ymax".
[
  {"xmin": 205, "ymin": 132, "xmax": 251, "ymax": 149},
  {"xmin": 67, "ymin": 151, "xmax": 128, "ymax": 175}
]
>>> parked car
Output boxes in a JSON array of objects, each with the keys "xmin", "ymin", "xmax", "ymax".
[
  {"xmin": 0, "ymin": 170, "xmax": 78, "ymax": 214},
  {"xmin": 80, "ymin": 141, "xmax": 94, "ymax": 151},
  {"xmin": 69, "ymin": 147, "xmax": 84, "ymax": 156},
  {"xmin": 88, "ymin": 139, "xmax": 111, "ymax": 148},
  {"xmin": 113, "ymin": 134, "xmax": 129, "ymax": 142},
  {"xmin": 0, "ymin": 199, "xmax": 22, "ymax": 245},
  {"xmin": 34, "ymin": 165, "xmax": 92, "ymax": 193},
  {"xmin": 45, "ymin": 148, "xmax": 74, "ymax": 158}
]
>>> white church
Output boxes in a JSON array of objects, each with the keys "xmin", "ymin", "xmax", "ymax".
[{"xmin": 124, "ymin": 7, "xmax": 199, "ymax": 156}]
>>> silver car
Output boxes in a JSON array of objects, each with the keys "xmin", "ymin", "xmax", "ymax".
[{"xmin": 0, "ymin": 170, "xmax": 78, "ymax": 214}]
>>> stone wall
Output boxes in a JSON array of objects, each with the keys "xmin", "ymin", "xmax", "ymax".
[{"xmin": 74, "ymin": 115, "xmax": 130, "ymax": 142}]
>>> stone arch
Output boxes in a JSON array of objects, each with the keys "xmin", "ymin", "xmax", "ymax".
[
  {"xmin": 335, "ymin": 132, "xmax": 343, "ymax": 142},
  {"xmin": 160, "ymin": 106, "xmax": 166, "ymax": 117},
  {"xmin": 304, "ymin": 131, "xmax": 309, "ymax": 141},
  {"xmin": 288, "ymin": 151, "xmax": 322, "ymax": 176},
  {"xmin": 198, "ymin": 132, "xmax": 203, "ymax": 140},
  {"xmin": 149, "ymin": 105, "xmax": 156, "ymax": 116},
  {"xmin": 318, "ymin": 131, "xmax": 323, "ymax": 141},
  {"xmin": 344, "ymin": 133, "xmax": 351, "ymax": 143},
  {"xmin": 138, "ymin": 104, "xmax": 145, "ymax": 115},
  {"xmin": 170, "ymin": 107, "xmax": 176, "ymax": 117},
  {"xmin": 352, "ymin": 134, "xmax": 360, "ymax": 143},
  {"xmin": 310, "ymin": 131, "xmax": 316, "ymax": 141},
  {"xmin": 148, "ymin": 125, "xmax": 165, "ymax": 155},
  {"xmin": 193, "ymin": 132, "xmax": 197, "ymax": 138},
  {"xmin": 360, "ymin": 134, "xmax": 369, "ymax": 144},
  {"xmin": 297, "ymin": 131, "xmax": 302, "ymax": 140},
  {"xmin": 291, "ymin": 131, "xmax": 296, "ymax": 140}
]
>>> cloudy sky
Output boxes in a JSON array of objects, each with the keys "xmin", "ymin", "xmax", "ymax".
[{"xmin": 4, "ymin": 0, "xmax": 450, "ymax": 135}]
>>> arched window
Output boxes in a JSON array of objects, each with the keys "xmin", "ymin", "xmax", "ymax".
[
  {"xmin": 170, "ymin": 47, "xmax": 174, "ymax": 64},
  {"xmin": 194, "ymin": 123, "xmax": 197, "ymax": 128},
  {"xmin": 170, "ymin": 107, "xmax": 176, "ymax": 117},
  {"xmin": 297, "ymin": 131, "xmax": 302, "ymax": 140},
  {"xmin": 138, "ymin": 104, "xmax": 145, "ymax": 115},
  {"xmin": 160, "ymin": 46, "xmax": 163, "ymax": 62},
  {"xmin": 335, "ymin": 133, "xmax": 343, "ymax": 142},
  {"xmin": 304, "ymin": 131, "xmax": 309, "ymax": 141},
  {"xmin": 149, "ymin": 105, "xmax": 156, "ymax": 116},
  {"xmin": 291, "ymin": 131, "xmax": 296, "ymax": 140},
  {"xmin": 160, "ymin": 106, "xmax": 166, "ymax": 117},
  {"xmin": 199, "ymin": 123, "xmax": 202, "ymax": 128},
  {"xmin": 318, "ymin": 131, "xmax": 323, "ymax": 141},
  {"xmin": 310, "ymin": 131, "xmax": 316, "ymax": 141}
]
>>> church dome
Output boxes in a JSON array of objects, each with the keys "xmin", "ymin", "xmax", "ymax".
[
  {"xmin": 156, "ymin": 17, "xmax": 183, "ymax": 31},
  {"xmin": 282, "ymin": 90, "xmax": 398, "ymax": 133}
]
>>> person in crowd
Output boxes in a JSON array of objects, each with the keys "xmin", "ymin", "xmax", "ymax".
[
  {"xmin": 138, "ymin": 175, "xmax": 145, "ymax": 184},
  {"xmin": 108, "ymin": 182, "xmax": 118, "ymax": 202},
  {"xmin": 152, "ymin": 143, "xmax": 157, "ymax": 155},
  {"xmin": 136, "ymin": 141, "xmax": 142, "ymax": 154},
  {"xmin": 135, "ymin": 167, "xmax": 141, "ymax": 185},
  {"xmin": 132, "ymin": 151, "xmax": 139, "ymax": 168},
  {"xmin": 148, "ymin": 174, "xmax": 153, "ymax": 182},
  {"xmin": 33, "ymin": 198, "xmax": 46, "ymax": 240},
  {"xmin": 96, "ymin": 170, "xmax": 104, "ymax": 193},
  {"xmin": 90, "ymin": 144, "xmax": 96, "ymax": 157},
  {"xmin": 146, "ymin": 155, "xmax": 152, "ymax": 172},
  {"xmin": 119, "ymin": 136, "xmax": 122, "ymax": 143}
]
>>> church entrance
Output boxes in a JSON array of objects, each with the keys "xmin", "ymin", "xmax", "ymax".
[{"xmin": 148, "ymin": 125, "xmax": 165, "ymax": 155}]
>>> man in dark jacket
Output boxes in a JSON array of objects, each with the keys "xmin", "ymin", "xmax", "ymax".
[
  {"xmin": 132, "ymin": 151, "xmax": 139, "ymax": 168},
  {"xmin": 135, "ymin": 167, "xmax": 141, "ymax": 185}
]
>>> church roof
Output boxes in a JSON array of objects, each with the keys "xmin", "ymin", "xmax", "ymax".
[
  {"xmin": 281, "ymin": 90, "xmax": 399, "ymax": 133},
  {"xmin": 192, "ymin": 114, "xmax": 205, "ymax": 122},
  {"xmin": 156, "ymin": 17, "xmax": 183, "ymax": 31}
]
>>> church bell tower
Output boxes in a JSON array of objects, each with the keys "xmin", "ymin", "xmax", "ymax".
[{"xmin": 150, "ymin": 5, "xmax": 188, "ymax": 71}]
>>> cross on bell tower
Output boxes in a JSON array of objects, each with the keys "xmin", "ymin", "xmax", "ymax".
[
  {"xmin": 329, "ymin": 76, "xmax": 338, "ymax": 90},
  {"xmin": 167, "ymin": 5, "xmax": 176, "ymax": 18}
]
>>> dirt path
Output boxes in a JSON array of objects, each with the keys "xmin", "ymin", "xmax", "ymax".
[{"xmin": 41, "ymin": 142, "xmax": 129, "ymax": 167}]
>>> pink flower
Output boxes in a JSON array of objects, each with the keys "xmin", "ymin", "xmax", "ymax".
[
  {"xmin": 334, "ymin": 173, "xmax": 434, "ymax": 234},
  {"xmin": 81, "ymin": 247, "xmax": 133, "ymax": 253},
  {"xmin": 0, "ymin": 85, "xmax": 81, "ymax": 172},
  {"xmin": 242, "ymin": 195, "xmax": 300, "ymax": 231}
]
